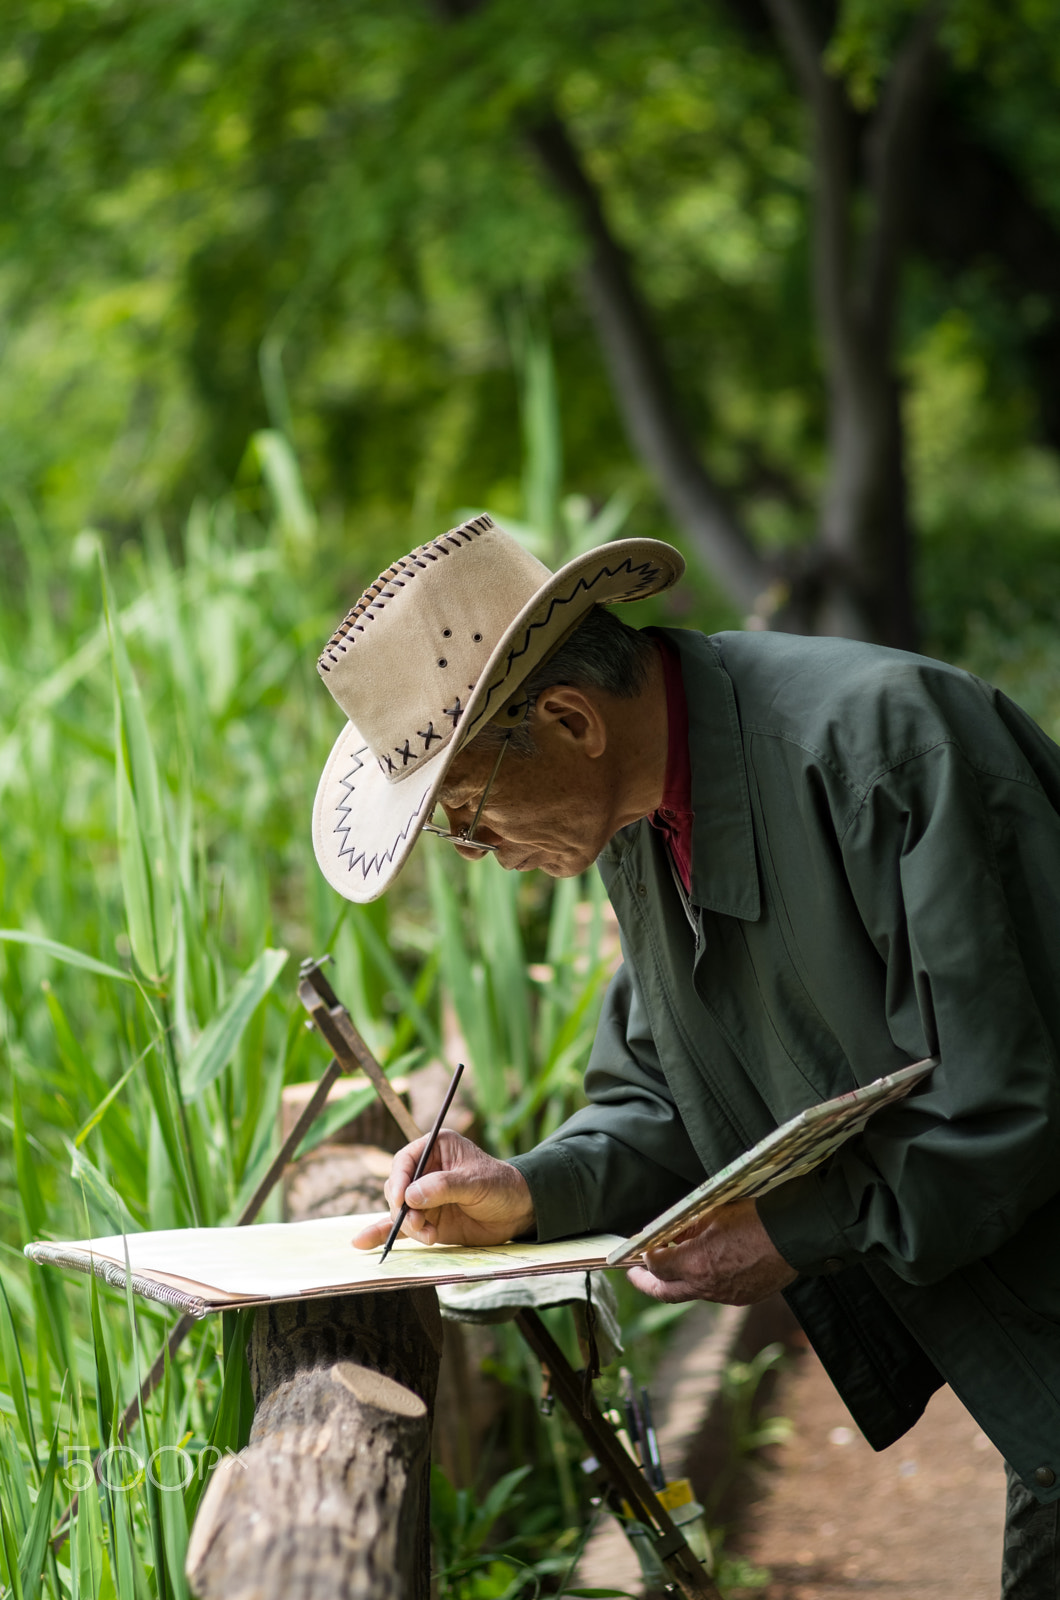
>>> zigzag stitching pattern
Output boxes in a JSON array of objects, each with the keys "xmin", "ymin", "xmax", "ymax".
[
  {"xmin": 471, "ymin": 557, "xmax": 660, "ymax": 728},
  {"xmin": 325, "ymin": 555, "xmax": 661, "ymax": 878},
  {"xmin": 331, "ymin": 745, "xmax": 431, "ymax": 881}
]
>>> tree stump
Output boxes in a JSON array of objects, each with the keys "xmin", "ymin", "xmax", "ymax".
[{"xmin": 186, "ymin": 1137, "xmax": 443, "ymax": 1600}]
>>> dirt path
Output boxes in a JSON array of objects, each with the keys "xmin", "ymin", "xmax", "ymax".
[{"xmin": 727, "ymin": 1335, "xmax": 1007, "ymax": 1599}]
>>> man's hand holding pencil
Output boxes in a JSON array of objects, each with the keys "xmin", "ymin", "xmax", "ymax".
[{"xmin": 352, "ymin": 1129, "xmax": 537, "ymax": 1252}]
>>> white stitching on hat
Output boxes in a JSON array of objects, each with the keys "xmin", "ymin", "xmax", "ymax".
[{"xmin": 333, "ymin": 746, "xmax": 430, "ymax": 880}]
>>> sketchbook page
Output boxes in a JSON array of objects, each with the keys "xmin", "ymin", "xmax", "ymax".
[
  {"xmin": 606, "ymin": 1057, "xmax": 936, "ymax": 1266},
  {"xmin": 26, "ymin": 1211, "xmax": 625, "ymax": 1311}
]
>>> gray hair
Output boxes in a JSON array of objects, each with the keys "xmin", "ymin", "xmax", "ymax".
[{"xmin": 473, "ymin": 606, "xmax": 655, "ymax": 756}]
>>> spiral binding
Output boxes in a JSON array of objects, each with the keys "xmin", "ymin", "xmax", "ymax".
[{"xmin": 24, "ymin": 1243, "xmax": 211, "ymax": 1320}]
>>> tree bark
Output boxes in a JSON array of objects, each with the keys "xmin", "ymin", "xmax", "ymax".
[
  {"xmin": 520, "ymin": 7, "xmax": 948, "ymax": 645},
  {"xmin": 185, "ymin": 1291, "xmax": 443, "ymax": 1600},
  {"xmin": 186, "ymin": 1137, "xmax": 443, "ymax": 1600},
  {"xmin": 432, "ymin": 1, "xmax": 946, "ymax": 643},
  {"xmin": 763, "ymin": 0, "xmax": 945, "ymax": 645},
  {"xmin": 526, "ymin": 114, "xmax": 769, "ymax": 613}
]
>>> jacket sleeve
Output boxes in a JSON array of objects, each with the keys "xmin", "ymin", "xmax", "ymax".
[
  {"xmin": 759, "ymin": 738, "xmax": 1060, "ymax": 1285},
  {"xmin": 509, "ymin": 960, "xmax": 706, "ymax": 1241}
]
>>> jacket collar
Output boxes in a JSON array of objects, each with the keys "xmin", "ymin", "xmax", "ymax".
[{"xmin": 657, "ymin": 628, "xmax": 760, "ymax": 921}]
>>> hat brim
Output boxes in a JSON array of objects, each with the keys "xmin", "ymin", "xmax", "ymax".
[{"xmin": 312, "ymin": 536, "xmax": 683, "ymax": 901}]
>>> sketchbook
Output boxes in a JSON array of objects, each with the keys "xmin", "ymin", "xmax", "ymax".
[
  {"xmin": 26, "ymin": 1061, "xmax": 934, "ymax": 1313},
  {"xmin": 605, "ymin": 1057, "xmax": 936, "ymax": 1267},
  {"xmin": 24, "ymin": 1212, "xmax": 624, "ymax": 1320}
]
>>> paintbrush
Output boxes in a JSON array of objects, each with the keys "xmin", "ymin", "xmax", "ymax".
[{"xmin": 378, "ymin": 1062, "xmax": 464, "ymax": 1264}]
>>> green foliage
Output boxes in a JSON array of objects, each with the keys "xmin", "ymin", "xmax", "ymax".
[
  {"xmin": 3, "ymin": 4, "xmax": 1060, "ymax": 1592},
  {"xmin": 430, "ymin": 1456, "xmax": 606, "ymax": 1600},
  {"xmin": 698, "ymin": 1344, "xmax": 792, "ymax": 1597},
  {"xmin": 0, "ymin": 403, "xmax": 625, "ymax": 1591},
  {"xmin": 431, "ymin": 1463, "xmax": 535, "ymax": 1598},
  {"xmin": 0, "ymin": 4, "xmax": 1006, "ymax": 543}
]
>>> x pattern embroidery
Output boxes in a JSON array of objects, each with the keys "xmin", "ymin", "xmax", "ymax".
[{"xmin": 365, "ymin": 558, "xmax": 664, "ymax": 778}]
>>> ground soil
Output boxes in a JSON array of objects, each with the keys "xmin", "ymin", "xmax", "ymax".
[{"xmin": 725, "ymin": 1333, "xmax": 1007, "ymax": 1600}]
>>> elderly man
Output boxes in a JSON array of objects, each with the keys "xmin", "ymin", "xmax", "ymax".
[{"xmin": 313, "ymin": 515, "xmax": 1060, "ymax": 1596}]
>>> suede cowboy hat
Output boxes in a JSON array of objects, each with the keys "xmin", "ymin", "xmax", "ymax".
[{"xmin": 312, "ymin": 513, "xmax": 685, "ymax": 902}]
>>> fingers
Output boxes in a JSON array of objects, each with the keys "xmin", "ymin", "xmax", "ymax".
[
  {"xmin": 350, "ymin": 1207, "xmax": 437, "ymax": 1252},
  {"xmin": 401, "ymin": 1165, "xmax": 486, "ymax": 1213},
  {"xmin": 626, "ymin": 1262, "xmax": 699, "ymax": 1303},
  {"xmin": 383, "ymin": 1136, "xmax": 433, "ymax": 1213},
  {"xmin": 352, "ymin": 1133, "xmax": 478, "ymax": 1252},
  {"xmin": 398, "ymin": 1211, "xmax": 438, "ymax": 1246},
  {"xmin": 631, "ymin": 1239, "xmax": 707, "ymax": 1300},
  {"xmin": 628, "ymin": 1215, "xmax": 798, "ymax": 1305},
  {"xmin": 351, "ymin": 1212, "xmax": 400, "ymax": 1251},
  {"xmin": 354, "ymin": 1131, "xmax": 536, "ymax": 1249},
  {"xmin": 643, "ymin": 1238, "xmax": 701, "ymax": 1280},
  {"xmin": 395, "ymin": 1167, "xmax": 487, "ymax": 1246}
]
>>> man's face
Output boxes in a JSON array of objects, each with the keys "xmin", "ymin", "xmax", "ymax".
[{"xmin": 435, "ymin": 711, "xmax": 620, "ymax": 878}]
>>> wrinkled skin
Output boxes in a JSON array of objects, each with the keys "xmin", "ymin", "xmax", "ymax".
[
  {"xmin": 627, "ymin": 1199, "xmax": 797, "ymax": 1305},
  {"xmin": 351, "ymin": 1131, "xmax": 796, "ymax": 1307},
  {"xmin": 354, "ymin": 663, "xmax": 798, "ymax": 1305}
]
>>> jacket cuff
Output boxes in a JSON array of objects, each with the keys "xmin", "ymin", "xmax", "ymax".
[
  {"xmin": 756, "ymin": 1170, "xmax": 858, "ymax": 1277},
  {"xmin": 508, "ymin": 1145, "xmax": 589, "ymax": 1243}
]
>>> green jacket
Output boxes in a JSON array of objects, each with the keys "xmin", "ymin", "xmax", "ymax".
[{"xmin": 511, "ymin": 628, "xmax": 1060, "ymax": 1501}]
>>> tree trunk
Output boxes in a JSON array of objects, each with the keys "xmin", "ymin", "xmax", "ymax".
[
  {"xmin": 764, "ymin": 0, "xmax": 943, "ymax": 647},
  {"xmin": 186, "ymin": 1133, "xmax": 443, "ymax": 1600},
  {"xmin": 526, "ymin": 113, "xmax": 769, "ymax": 615},
  {"xmin": 809, "ymin": 369, "xmax": 915, "ymax": 646},
  {"xmin": 517, "ymin": 5, "xmax": 947, "ymax": 647},
  {"xmin": 185, "ymin": 1290, "xmax": 443, "ymax": 1600}
]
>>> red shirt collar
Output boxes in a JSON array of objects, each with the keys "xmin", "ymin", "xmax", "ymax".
[{"xmin": 647, "ymin": 635, "xmax": 694, "ymax": 893}]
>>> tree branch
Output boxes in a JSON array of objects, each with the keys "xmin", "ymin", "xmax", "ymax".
[
  {"xmin": 859, "ymin": 0, "xmax": 947, "ymax": 343},
  {"xmin": 761, "ymin": 0, "xmax": 856, "ymax": 381},
  {"xmin": 526, "ymin": 112, "xmax": 766, "ymax": 609}
]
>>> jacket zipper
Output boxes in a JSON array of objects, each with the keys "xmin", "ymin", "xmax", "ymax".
[{"xmin": 666, "ymin": 849, "xmax": 701, "ymax": 953}]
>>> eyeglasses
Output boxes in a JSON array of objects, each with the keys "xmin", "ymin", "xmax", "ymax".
[{"xmin": 422, "ymin": 736, "xmax": 509, "ymax": 853}]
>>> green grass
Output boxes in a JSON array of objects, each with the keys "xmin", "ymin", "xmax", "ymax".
[
  {"xmin": 8, "ymin": 324, "xmax": 1059, "ymax": 1598},
  {"xmin": 0, "ymin": 431, "xmax": 616, "ymax": 1598}
]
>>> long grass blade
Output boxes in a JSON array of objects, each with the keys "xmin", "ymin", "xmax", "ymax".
[
  {"xmin": 102, "ymin": 556, "xmax": 174, "ymax": 981},
  {"xmin": 0, "ymin": 1278, "xmax": 38, "ymax": 1485},
  {"xmin": 180, "ymin": 948, "xmax": 288, "ymax": 1099},
  {"xmin": 0, "ymin": 931, "xmax": 136, "ymax": 986},
  {"xmin": 0, "ymin": 1491, "xmax": 26, "ymax": 1600},
  {"xmin": 16, "ymin": 1399, "xmax": 62, "ymax": 1600},
  {"xmin": 0, "ymin": 1415, "xmax": 32, "ymax": 1539},
  {"xmin": 71, "ymin": 1387, "xmax": 105, "ymax": 1600},
  {"xmin": 89, "ymin": 1274, "xmax": 115, "ymax": 1454},
  {"xmin": 68, "ymin": 1143, "xmax": 142, "ymax": 1235}
]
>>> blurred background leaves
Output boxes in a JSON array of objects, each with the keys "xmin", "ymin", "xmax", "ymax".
[
  {"xmin": 2, "ymin": 0, "xmax": 1059, "ymax": 661},
  {"xmin": 3, "ymin": 1, "xmax": 1060, "ymax": 1595}
]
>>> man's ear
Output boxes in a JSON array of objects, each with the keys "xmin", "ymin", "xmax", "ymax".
[{"xmin": 532, "ymin": 684, "xmax": 608, "ymax": 757}]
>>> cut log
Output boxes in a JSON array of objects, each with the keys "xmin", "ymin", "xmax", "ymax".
[
  {"xmin": 186, "ymin": 1289, "xmax": 442, "ymax": 1600},
  {"xmin": 186, "ymin": 1137, "xmax": 443, "ymax": 1600}
]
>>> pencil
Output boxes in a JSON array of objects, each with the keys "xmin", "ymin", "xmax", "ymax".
[{"xmin": 378, "ymin": 1062, "xmax": 465, "ymax": 1264}]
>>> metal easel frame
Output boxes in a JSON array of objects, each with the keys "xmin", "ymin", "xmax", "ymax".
[
  {"xmin": 297, "ymin": 956, "xmax": 720, "ymax": 1600},
  {"xmin": 52, "ymin": 953, "xmax": 718, "ymax": 1596}
]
